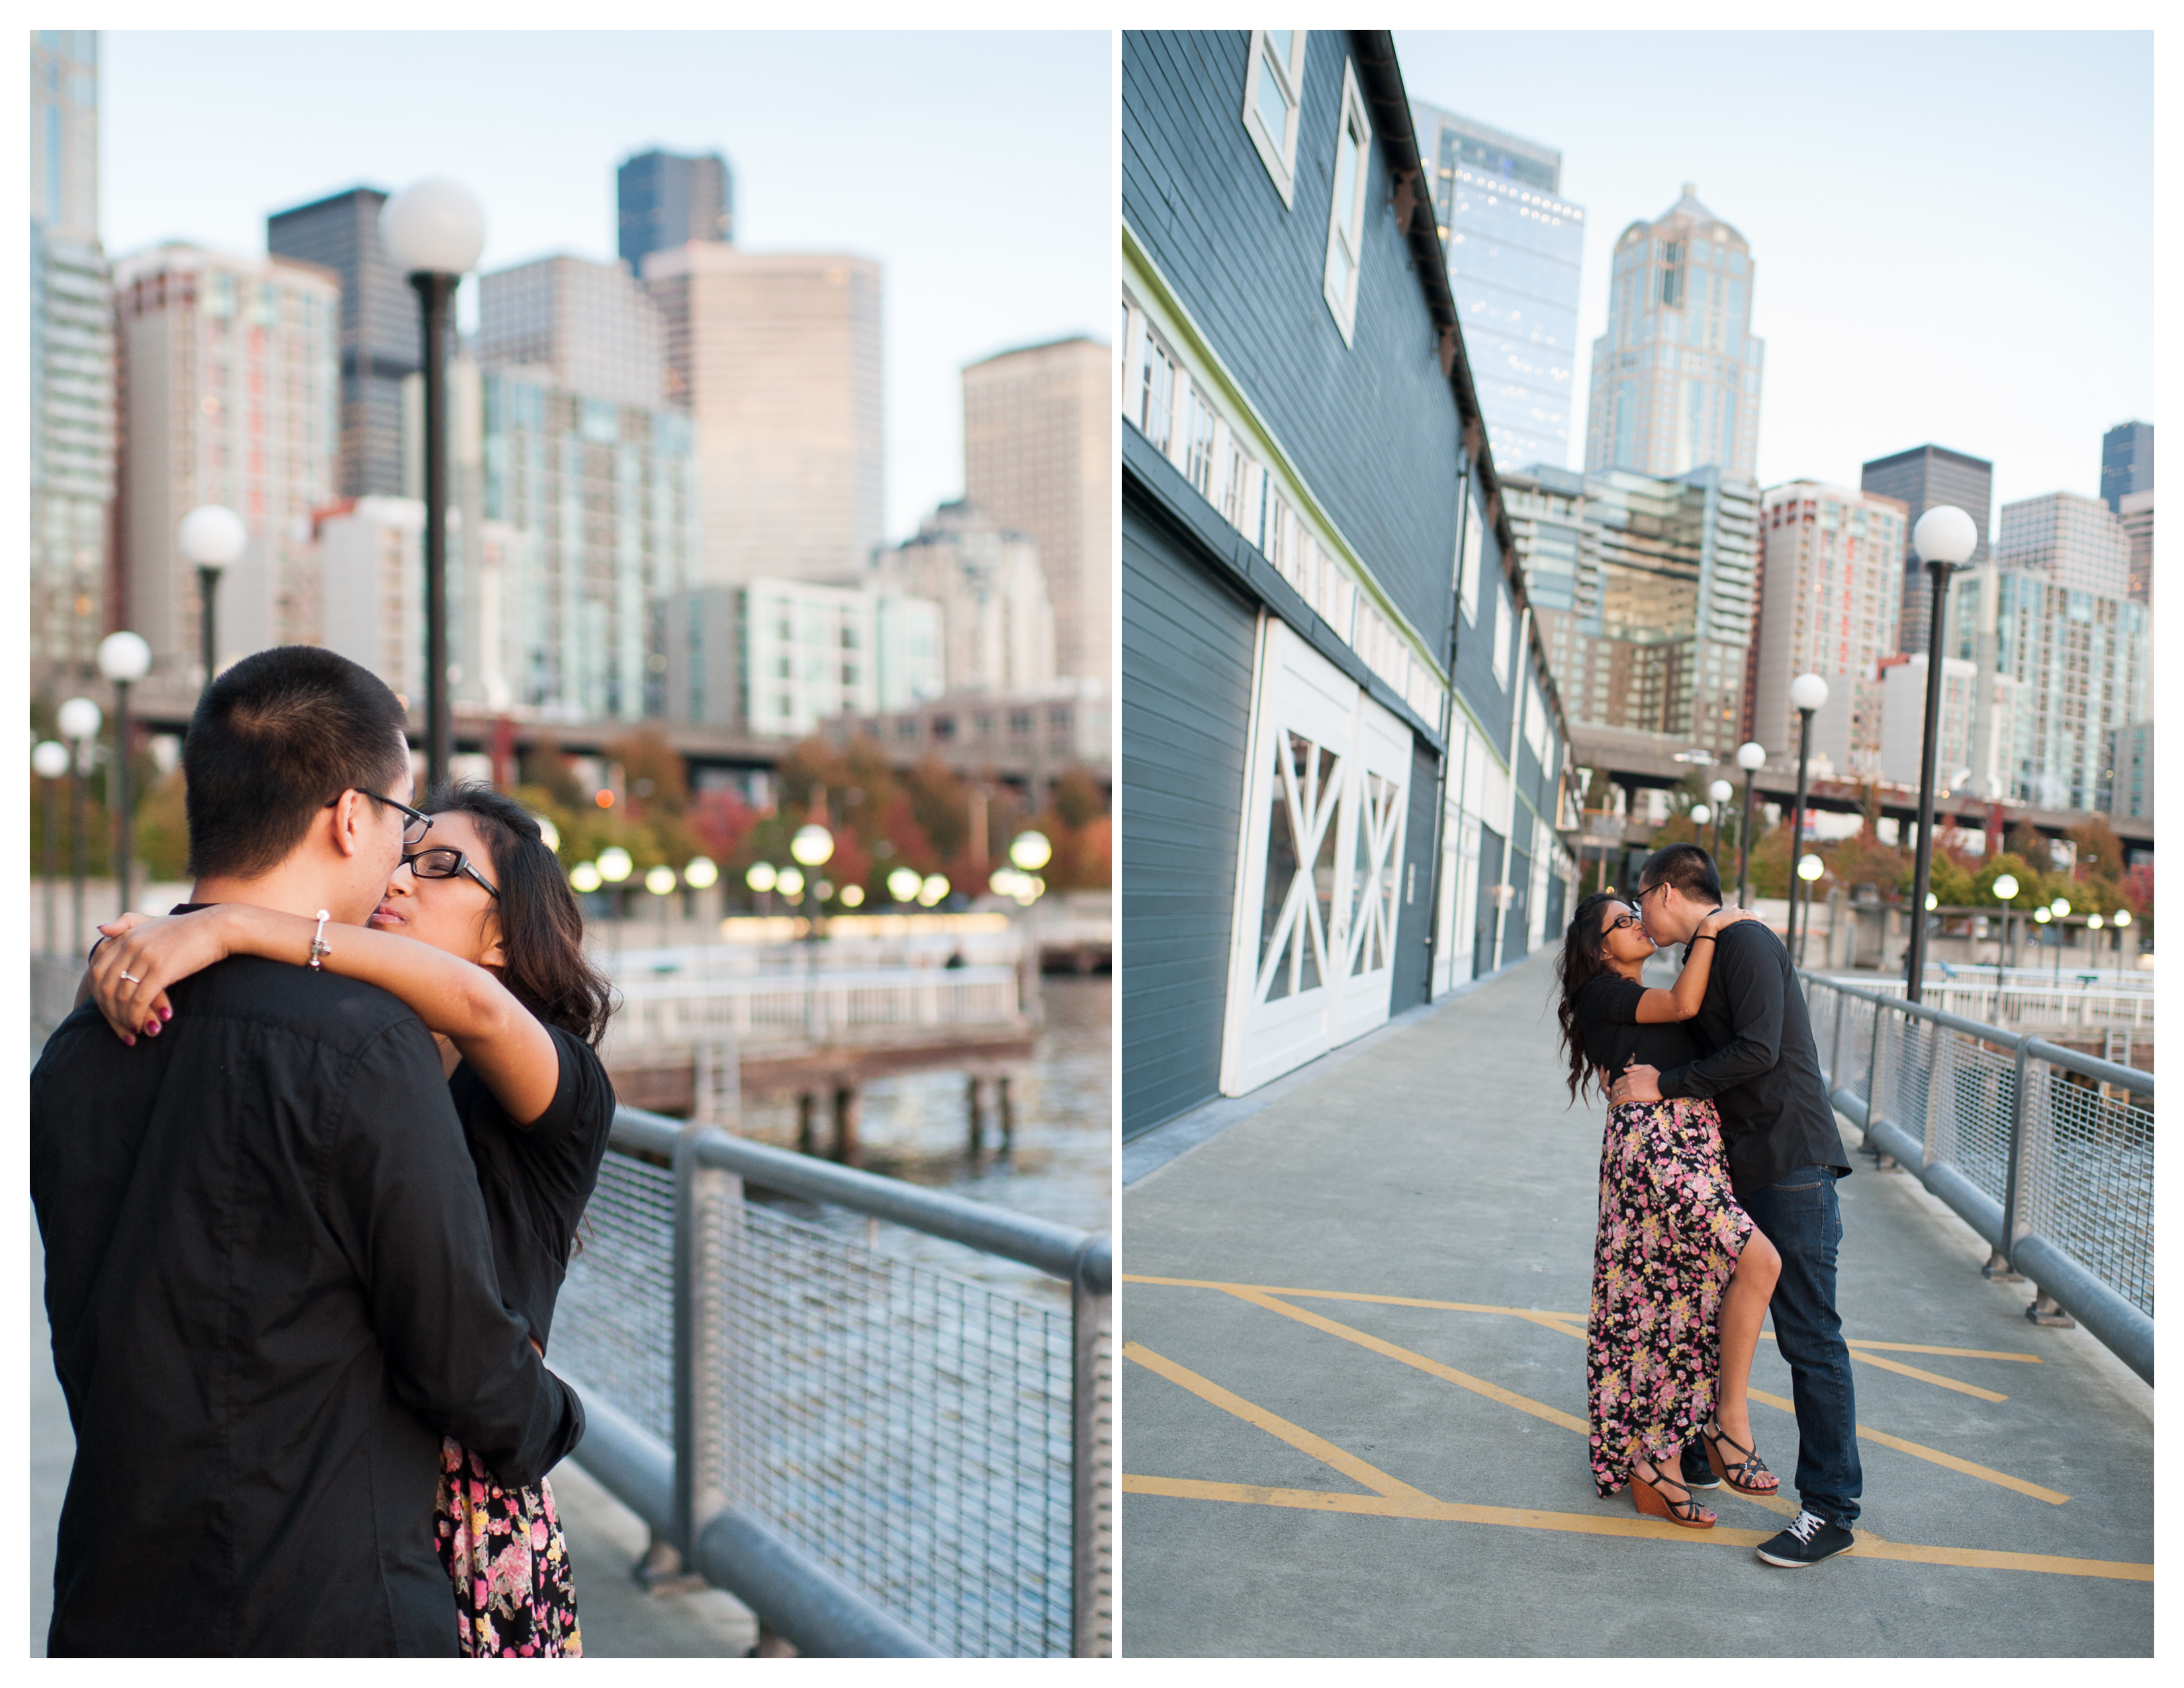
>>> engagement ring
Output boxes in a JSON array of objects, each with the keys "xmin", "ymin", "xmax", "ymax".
[{"xmin": 119, "ymin": 972, "xmax": 140, "ymax": 983}]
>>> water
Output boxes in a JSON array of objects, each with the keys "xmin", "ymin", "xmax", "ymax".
[{"xmin": 729, "ymin": 976, "xmax": 1112, "ymax": 1305}]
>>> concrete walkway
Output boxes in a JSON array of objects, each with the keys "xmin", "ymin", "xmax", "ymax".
[
  {"xmin": 28, "ymin": 1219, "xmax": 755, "ymax": 1657},
  {"xmin": 1118, "ymin": 953, "xmax": 2154, "ymax": 1658}
]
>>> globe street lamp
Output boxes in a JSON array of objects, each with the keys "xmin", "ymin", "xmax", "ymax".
[
  {"xmin": 1991, "ymin": 872, "xmax": 2019, "ymax": 971},
  {"xmin": 34, "ymin": 738, "xmax": 71, "ymax": 955},
  {"xmin": 1735, "ymin": 740, "xmax": 1766, "ymax": 908},
  {"xmin": 1904, "ymin": 504, "xmax": 1979, "ymax": 1002},
  {"xmin": 2113, "ymin": 906, "xmax": 2132, "ymax": 967},
  {"xmin": 2050, "ymin": 896, "xmax": 2071, "ymax": 984},
  {"xmin": 887, "ymin": 865, "xmax": 923, "ymax": 904},
  {"xmin": 98, "ymin": 631, "xmax": 153, "ymax": 918},
  {"xmin": 380, "ymin": 178, "xmax": 487, "ymax": 789},
  {"xmin": 1707, "ymin": 778, "xmax": 1733, "ymax": 868},
  {"xmin": 919, "ymin": 872, "xmax": 950, "ymax": 909},
  {"xmin": 1786, "ymin": 675, "xmax": 1829, "ymax": 966},
  {"xmin": 177, "ymin": 504, "xmax": 247, "ymax": 690},
  {"xmin": 1009, "ymin": 829, "xmax": 1054, "ymax": 873},
  {"xmin": 790, "ymin": 821, "xmax": 835, "ymax": 939},
  {"xmin": 1796, "ymin": 853, "xmax": 1825, "ymax": 967},
  {"xmin": 58, "ymin": 695, "xmax": 102, "ymax": 955}
]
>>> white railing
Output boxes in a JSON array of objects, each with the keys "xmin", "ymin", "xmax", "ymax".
[
  {"xmin": 602, "ymin": 965, "xmax": 1024, "ymax": 1055},
  {"xmin": 1824, "ymin": 974, "xmax": 2154, "ymax": 1035}
]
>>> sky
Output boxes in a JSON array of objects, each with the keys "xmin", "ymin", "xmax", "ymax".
[
  {"xmin": 1391, "ymin": 30, "xmax": 2155, "ymax": 508},
  {"xmin": 99, "ymin": 30, "xmax": 1111, "ymax": 546}
]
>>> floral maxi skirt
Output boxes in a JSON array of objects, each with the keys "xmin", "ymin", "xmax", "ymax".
[
  {"xmin": 435, "ymin": 1438, "xmax": 582, "ymax": 1657},
  {"xmin": 1586, "ymin": 1096, "xmax": 1753, "ymax": 1497}
]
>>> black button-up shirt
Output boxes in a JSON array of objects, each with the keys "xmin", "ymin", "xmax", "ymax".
[
  {"xmin": 31, "ymin": 956, "xmax": 585, "ymax": 1656},
  {"xmin": 1654, "ymin": 919, "xmax": 1851, "ymax": 1199}
]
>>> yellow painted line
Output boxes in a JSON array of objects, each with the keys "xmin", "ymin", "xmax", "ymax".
[
  {"xmin": 1218, "ymin": 1287, "xmax": 1591, "ymax": 1435},
  {"xmin": 1120, "ymin": 1342, "xmax": 1431, "ymax": 1501},
  {"xmin": 1743, "ymin": 1389, "xmax": 2070, "ymax": 1505},
  {"xmin": 1845, "ymin": 1348, "xmax": 2007, "ymax": 1401},
  {"xmin": 1122, "ymin": 1474, "xmax": 1774, "ymax": 1545},
  {"xmin": 1132, "ymin": 1272, "xmax": 2069, "ymax": 1503},
  {"xmin": 1120, "ymin": 1476, "xmax": 2151, "ymax": 1581},
  {"xmin": 1122, "ymin": 1275, "xmax": 2044, "ymax": 1363}
]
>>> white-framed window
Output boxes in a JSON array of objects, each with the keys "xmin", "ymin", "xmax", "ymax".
[
  {"xmin": 1133, "ymin": 323, "xmax": 1177, "ymax": 452},
  {"xmin": 1455, "ymin": 487, "xmax": 1482, "ymax": 622},
  {"xmin": 1181, "ymin": 386, "xmax": 1217, "ymax": 496},
  {"xmin": 1321, "ymin": 59, "xmax": 1371, "ymax": 345},
  {"xmin": 1490, "ymin": 581, "xmax": 1512, "ymax": 688},
  {"xmin": 1241, "ymin": 30, "xmax": 1306, "ymax": 208}
]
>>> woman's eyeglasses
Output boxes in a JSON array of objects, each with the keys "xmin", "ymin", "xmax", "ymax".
[
  {"xmin": 402, "ymin": 846, "xmax": 500, "ymax": 899},
  {"xmin": 1604, "ymin": 913, "xmax": 1644, "ymax": 933}
]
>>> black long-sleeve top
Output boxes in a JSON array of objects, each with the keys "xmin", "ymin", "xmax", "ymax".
[
  {"xmin": 1653, "ymin": 920, "xmax": 1851, "ymax": 1199},
  {"xmin": 30, "ymin": 957, "xmax": 586, "ymax": 1657}
]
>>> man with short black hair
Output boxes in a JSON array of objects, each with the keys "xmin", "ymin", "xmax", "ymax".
[
  {"xmin": 32, "ymin": 645, "xmax": 584, "ymax": 1654},
  {"xmin": 1608, "ymin": 841, "xmax": 1862, "ymax": 1568}
]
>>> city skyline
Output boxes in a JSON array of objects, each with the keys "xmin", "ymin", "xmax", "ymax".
[
  {"xmin": 99, "ymin": 30, "xmax": 1109, "ymax": 547},
  {"xmin": 1392, "ymin": 29, "xmax": 2153, "ymax": 508}
]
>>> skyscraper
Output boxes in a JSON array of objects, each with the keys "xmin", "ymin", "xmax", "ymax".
[
  {"xmin": 1950, "ymin": 563, "xmax": 2146, "ymax": 812},
  {"xmin": 477, "ymin": 254, "xmax": 668, "ymax": 408},
  {"xmin": 873, "ymin": 502, "xmax": 1056, "ymax": 695},
  {"xmin": 1747, "ymin": 481, "xmax": 1907, "ymax": 776},
  {"xmin": 2100, "ymin": 420, "xmax": 2154, "ymax": 512},
  {"xmin": 2117, "ymin": 490, "xmax": 2153, "ymax": 604},
  {"xmin": 1529, "ymin": 465, "xmax": 1760, "ymax": 759},
  {"xmin": 1584, "ymin": 185, "xmax": 1763, "ymax": 485},
  {"xmin": 1995, "ymin": 491, "xmax": 2131, "ymax": 600},
  {"xmin": 267, "ymin": 187, "xmax": 422, "ymax": 500},
  {"xmin": 1412, "ymin": 102, "xmax": 1585, "ymax": 472},
  {"xmin": 643, "ymin": 244, "xmax": 884, "ymax": 586},
  {"xmin": 617, "ymin": 149, "xmax": 733, "ymax": 271},
  {"xmin": 962, "ymin": 337, "xmax": 1111, "ymax": 680},
  {"xmin": 30, "ymin": 28, "xmax": 116, "ymax": 696},
  {"xmin": 1858, "ymin": 443, "xmax": 1993, "ymax": 657},
  {"xmin": 114, "ymin": 245, "xmax": 340, "ymax": 686}
]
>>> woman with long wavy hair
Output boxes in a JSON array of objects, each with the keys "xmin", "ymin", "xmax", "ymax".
[
  {"xmin": 86, "ymin": 782, "xmax": 615, "ymax": 1656},
  {"xmin": 1556, "ymin": 888, "xmax": 1781, "ymax": 1530}
]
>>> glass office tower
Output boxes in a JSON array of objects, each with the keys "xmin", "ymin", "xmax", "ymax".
[
  {"xmin": 1859, "ymin": 442, "xmax": 1993, "ymax": 656},
  {"xmin": 617, "ymin": 149, "xmax": 734, "ymax": 271},
  {"xmin": 2100, "ymin": 420, "xmax": 2154, "ymax": 512},
  {"xmin": 267, "ymin": 187, "xmax": 421, "ymax": 500},
  {"xmin": 1412, "ymin": 101, "xmax": 1584, "ymax": 473},
  {"xmin": 30, "ymin": 28, "xmax": 115, "ymax": 697},
  {"xmin": 1584, "ymin": 185, "xmax": 1763, "ymax": 487}
]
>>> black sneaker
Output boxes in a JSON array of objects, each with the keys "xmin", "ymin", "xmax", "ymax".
[{"xmin": 1756, "ymin": 1509, "xmax": 1856, "ymax": 1567}]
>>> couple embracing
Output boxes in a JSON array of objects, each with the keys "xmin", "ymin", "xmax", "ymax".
[
  {"xmin": 1555, "ymin": 842, "xmax": 1862, "ymax": 1568},
  {"xmin": 32, "ymin": 645, "xmax": 616, "ymax": 1654}
]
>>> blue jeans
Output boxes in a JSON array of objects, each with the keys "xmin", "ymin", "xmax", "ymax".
[{"xmin": 1742, "ymin": 1164, "xmax": 1862, "ymax": 1526}]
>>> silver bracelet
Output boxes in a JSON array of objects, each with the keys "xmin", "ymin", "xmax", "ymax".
[{"xmin": 308, "ymin": 910, "xmax": 332, "ymax": 970}]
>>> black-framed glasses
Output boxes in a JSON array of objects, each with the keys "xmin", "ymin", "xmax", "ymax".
[
  {"xmin": 403, "ymin": 845, "xmax": 500, "ymax": 899},
  {"xmin": 330, "ymin": 788, "xmax": 432, "ymax": 847},
  {"xmin": 1605, "ymin": 912, "xmax": 1644, "ymax": 933},
  {"xmin": 1635, "ymin": 880, "xmax": 1667, "ymax": 906}
]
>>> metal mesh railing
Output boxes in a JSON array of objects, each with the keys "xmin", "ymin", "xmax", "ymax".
[
  {"xmin": 549, "ymin": 1117, "xmax": 1108, "ymax": 1656},
  {"xmin": 555, "ymin": 1148, "xmax": 678, "ymax": 1444},
  {"xmin": 1801, "ymin": 972, "xmax": 2153, "ymax": 1378},
  {"xmin": 708, "ymin": 1200, "xmax": 1073, "ymax": 1658},
  {"xmin": 2021, "ymin": 1060, "xmax": 2154, "ymax": 1318}
]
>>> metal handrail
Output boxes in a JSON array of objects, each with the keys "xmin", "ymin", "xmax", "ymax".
[
  {"xmin": 566, "ymin": 1104, "xmax": 1112, "ymax": 1656},
  {"xmin": 1801, "ymin": 971, "xmax": 2152, "ymax": 1385}
]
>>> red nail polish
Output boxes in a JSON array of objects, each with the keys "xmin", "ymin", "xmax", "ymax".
[
  {"xmin": 146, "ymin": 1021, "xmax": 161, "ymax": 1035},
  {"xmin": 160, "ymin": 1006, "xmax": 173, "ymax": 1021}
]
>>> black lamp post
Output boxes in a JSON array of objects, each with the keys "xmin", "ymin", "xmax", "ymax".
[
  {"xmin": 34, "ymin": 738, "xmax": 69, "ymax": 955},
  {"xmin": 1735, "ymin": 739, "xmax": 1765, "ymax": 908},
  {"xmin": 57, "ymin": 694, "xmax": 101, "ymax": 955},
  {"xmin": 1903, "ymin": 506, "xmax": 1978, "ymax": 1003},
  {"xmin": 97, "ymin": 632, "xmax": 152, "ymax": 919},
  {"xmin": 179, "ymin": 504, "xmax": 247, "ymax": 691},
  {"xmin": 380, "ymin": 179, "xmax": 487, "ymax": 789},
  {"xmin": 1785, "ymin": 675, "xmax": 1828, "ymax": 965}
]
